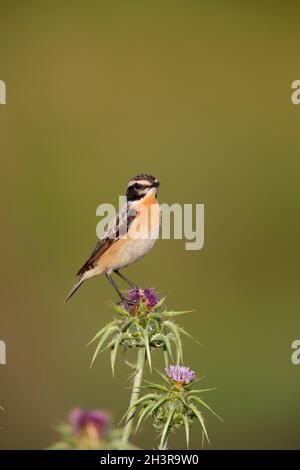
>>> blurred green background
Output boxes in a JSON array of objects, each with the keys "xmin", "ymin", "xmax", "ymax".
[{"xmin": 0, "ymin": 0, "xmax": 300, "ymax": 450}]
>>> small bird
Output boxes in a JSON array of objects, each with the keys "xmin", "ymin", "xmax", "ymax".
[{"xmin": 65, "ymin": 174, "xmax": 160, "ymax": 303}]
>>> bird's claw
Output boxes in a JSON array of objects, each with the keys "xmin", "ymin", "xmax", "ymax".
[{"xmin": 118, "ymin": 298, "xmax": 135, "ymax": 307}]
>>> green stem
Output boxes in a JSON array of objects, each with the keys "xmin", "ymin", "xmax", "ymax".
[
  {"xmin": 159, "ymin": 437, "xmax": 168, "ymax": 450},
  {"xmin": 120, "ymin": 347, "xmax": 146, "ymax": 448},
  {"xmin": 163, "ymin": 347, "xmax": 169, "ymax": 368},
  {"xmin": 158, "ymin": 403, "xmax": 175, "ymax": 450}
]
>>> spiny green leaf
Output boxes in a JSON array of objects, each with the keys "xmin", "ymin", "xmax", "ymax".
[
  {"xmin": 125, "ymin": 359, "xmax": 136, "ymax": 370},
  {"xmin": 164, "ymin": 321, "xmax": 183, "ymax": 364},
  {"xmin": 121, "ymin": 393, "xmax": 158, "ymax": 426},
  {"xmin": 189, "ymin": 404, "xmax": 210, "ymax": 444},
  {"xmin": 90, "ymin": 325, "xmax": 119, "ymax": 367},
  {"xmin": 187, "ymin": 388, "xmax": 217, "ymax": 395},
  {"xmin": 151, "ymin": 334, "xmax": 173, "ymax": 360},
  {"xmin": 120, "ymin": 409, "xmax": 136, "ymax": 427},
  {"xmin": 143, "ymin": 380, "xmax": 169, "ymax": 393},
  {"xmin": 136, "ymin": 396, "xmax": 170, "ymax": 434},
  {"xmin": 143, "ymin": 329, "xmax": 152, "ymax": 372},
  {"xmin": 87, "ymin": 321, "xmax": 117, "ymax": 346},
  {"xmin": 121, "ymin": 317, "xmax": 136, "ymax": 332},
  {"xmin": 135, "ymin": 402, "xmax": 154, "ymax": 433},
  {"xmin": 190, "ymin": 376, "xmax": 205, "ymax": 385},
  {"xmin": 183, "ymin": 414, "xmax": 190, "ymax": 448},
  {"xmin": 178, "ymin": 395, "xmax": 189, "ymax": 408},
  {"xmin": 162, "ymin": 309, "xmax": 194, "ymax": 318},
  {"xmin": 150, "ymin": 396, "xmax": 171, "ymax": 415},
  {"xmin": 163, "ymin": 347, "xmax": 169, "ymax": 368},
  {"xmin": 176, "ymin": 326, "xmax": 201, "ymax": 345},
  {"xmin": 148, "ymin": 313, "xmax": 164, "ymax": 331},
  {"xmin": 201, "ymin": 429, "xmax": 205, "ymax": 449},
  {"xmin": 159, "ymin": 407, "xmax": 175, "ymax": 450},
  {"xmin": 111, "ymin": 332, "xmax": 131, "ymax": 377},
  {"xmin": 155, "ymin": 367, "xmax": 172, "ymax": 384},
  {"xmin": 98, "ymin": 338, "xmax": 115, "ymax": 354},
  {"xmin": 125, "ymin": 393, "xmax": 158, "ymax": 416},
  {"xmin": 108, "ymin": 302, "xmax": 131, "ymax": 317},
  {"xmin": 152, "ymin": 296, "xmax": 166, "ymax": 311},
  {"xmin": 189, "ymin": 396, "xmax": 223, "ymax": 421},
  {"xmin": 148, "ymin": 312, "xmax": 162, "ymax": 321},
  {"xmin": 177, "ymin": 413, "xmax": 190, "ymax": 448}
]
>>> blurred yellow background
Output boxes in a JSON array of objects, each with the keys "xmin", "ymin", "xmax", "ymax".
[{"xmin": 0, "ymin": 1, "xmax": 300, "ymax": 449}]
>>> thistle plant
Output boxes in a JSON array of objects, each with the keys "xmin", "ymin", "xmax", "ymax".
[
  {"xmin": 125, "ymin": 365, "xmax": 221, "ymax": 449},
  {"xmin": 49, "ymin": 408, "xmax": 137, "ymax": 450},
  {"xmin": 48, "ymin": 287, "xmax": 220, "ymax": 450},
  {"xmin": 89, "ymin": 288, "xmax": 196, "ymax": 448},
  {"xmin": 89, "ymin": 288, "xmax": 193, "ymax": 372}
]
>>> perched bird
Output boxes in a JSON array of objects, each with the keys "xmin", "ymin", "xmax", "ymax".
[{"xmin": 65, "ymin": 174, "xmax": 160, "ymax": 303}]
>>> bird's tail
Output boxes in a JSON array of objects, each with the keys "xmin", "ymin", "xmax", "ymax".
[{"xmin": 65, "ymin": 276, "xmax": 85, "ymax": 303}]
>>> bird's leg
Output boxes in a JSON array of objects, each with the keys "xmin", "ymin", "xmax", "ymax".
[
  {"xmin": 105, "ymin": 272, "xmax": 128, "ymax": 303},
  {"xmin": 114, "ymin": 269, "xmax": 139, "ymax": 289}
]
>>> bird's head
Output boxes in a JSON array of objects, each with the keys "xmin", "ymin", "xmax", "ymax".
[{"xmin": 126, "ymin": 174, "xmax": 160, "ymax": 201}]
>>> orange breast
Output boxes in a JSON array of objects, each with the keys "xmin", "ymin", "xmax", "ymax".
[
  {"xmin": 130, "ymin": 193, "xmax": 160, "ymax": 238},
  {"xmin": 93, "ymin": 192, "xmax": 160, "ymax": 274}
]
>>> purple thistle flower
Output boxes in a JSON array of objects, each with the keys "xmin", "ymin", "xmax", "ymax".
[
  {"xmin": 127, "ymin": 288, "xmax": 160, "ymax": 310},
  {"xmin": 165, "ymin": 365, "xmax": 196, "ymax": 385},
  {"xmin": 68, "ymin": 408, "xmax": 111, "ymax": 437},
  {"xmin": 127, "ymin": 288, "xmax": 142, "ymax": 304},
  {"xmin": 143, "ymin": 288, "xmax": 160, "ymax": 308}
]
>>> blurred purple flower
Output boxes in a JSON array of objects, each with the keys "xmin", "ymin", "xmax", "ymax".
[
  {"xmin": 127, "ymin": 288, "xmax": 142, "ymax": 304},
  {"xmin": 127, "ymin": 288, "xmax": 160, "ymax": 310},
  {"xmin": 143, "ymin": 288, "xmax": 160, "ymax": 308},
  {"xmin": 69, "ymin": 408, "xmax": 111, "ymax": 437},
  {"xmin": 165, "ymin": 365, "xmax": 196, "ymax": 385}
]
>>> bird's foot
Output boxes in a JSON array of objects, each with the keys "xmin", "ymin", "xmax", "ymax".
[{"xmin": 118, "ymin": 297, "xmax": 135, "ymax": 307}]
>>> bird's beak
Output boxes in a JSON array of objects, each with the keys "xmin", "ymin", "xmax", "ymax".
[{"xmin": 152, "ymin": 181, "xmax": 160, "ymax": 188}]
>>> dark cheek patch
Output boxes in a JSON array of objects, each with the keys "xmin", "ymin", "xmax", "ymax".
[{"xmin": 126, "ymin": 187, "xmax": 145, "ymax": 201}]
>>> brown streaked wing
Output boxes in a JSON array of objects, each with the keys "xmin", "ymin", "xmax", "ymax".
[{"xmin": 76, "ymin": 204, "xmax": 136, "ymax": 276}]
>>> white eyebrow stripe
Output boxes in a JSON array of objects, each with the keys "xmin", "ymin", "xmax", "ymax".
[{"xmin": 127, "ymin": 179, "xmax": 151, "ymax": 187}]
